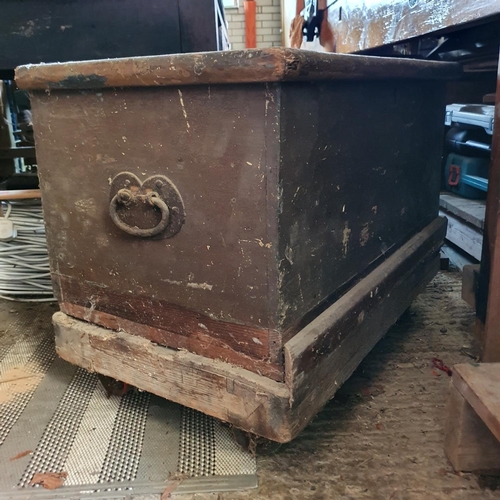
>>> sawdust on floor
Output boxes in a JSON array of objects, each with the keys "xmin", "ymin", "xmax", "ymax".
[
  {"xmin": 180, "ymin": 272, "xmax": 500, "ymax": 500},
  {"xmin": 2, "ymin": 272, "xmax": 500, "ymax": 499},
  {"xmin": 0, "ymin": 365, "xmax": 44, "ymax": 403}
]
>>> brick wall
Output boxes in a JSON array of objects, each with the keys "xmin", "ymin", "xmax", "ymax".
[{"xmin": 225, "ymin": 0, "xmax": 282, "ymax": 50}]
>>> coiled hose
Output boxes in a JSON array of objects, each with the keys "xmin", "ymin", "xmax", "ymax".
[{"xmin": 0, "ymin": 201, "xmax": 55, "ymax": 302}]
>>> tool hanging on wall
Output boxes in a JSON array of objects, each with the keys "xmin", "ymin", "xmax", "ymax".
[
  {"xmin": 302, "ymin": 0, "xmax": 322, "ymax": 42},
  {"xmin": 290, "ymin": 0, "xmax": 337, "ymax": 51}
]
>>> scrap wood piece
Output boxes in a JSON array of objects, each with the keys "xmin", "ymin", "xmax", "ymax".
[
  {"xmin": 29, "ymin": 471, "xmax": 67, "ymax": 490},
  {"xmin": 161, "ymin": 481, "xmax": 181, "ymax": 499},
  {"xmin": 10, "ymin": 450, "xmax": 32, "ymax": 461},
  {"xmin": 161, "ymin": 473, "xmax": 189, "ymax": 499},
  {"xmin": 432, "ymin": 357, "xmax": 452, "ymax": 376}
]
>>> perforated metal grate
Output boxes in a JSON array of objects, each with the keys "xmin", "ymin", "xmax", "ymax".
[
  {"xmin": 178, "ymin": 407, "xmax": 216, "ymax": 477},
  {"xmin": 0, "ymin": 303, "xmax": 257, "ymax": 498},
  {"xmin": 97, "ymin": 390, "xmax": 150, "ymax": 484},
  {"xmin": 0, "ymin": 335, "xmax": 55, "ymax": 446},
  {"xmin": 18, "ymin": 368, "xmax": 98, "ymax": 487}
]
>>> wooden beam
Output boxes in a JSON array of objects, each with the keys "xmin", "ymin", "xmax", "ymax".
[
  {"xmin": 15, "ymin": 49, "xmax": 460, "ymax": 91},
  {"xmin": 475, "ymin": 56, "xmax": 500, "ymax": 362},
  {"xmin": 53, "ymin": 311, "xmax": 292, "ymax": 442},
  {"xmin": 0, "ymin": 189, "xmax": 41, "ymax": 200}
]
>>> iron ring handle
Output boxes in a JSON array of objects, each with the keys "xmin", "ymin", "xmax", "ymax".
[{"xmin": 109, "ymin": 190, "xmax": 170, "ymax": 237}]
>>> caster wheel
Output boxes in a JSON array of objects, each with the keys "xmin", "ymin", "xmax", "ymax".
[
  {"xmin": 97, "ymin": 373, "xmax": 133, "ymax": 398},
  {"xmin": 231, "ymin": 428, "xmax": 282, "ymax": 455}
]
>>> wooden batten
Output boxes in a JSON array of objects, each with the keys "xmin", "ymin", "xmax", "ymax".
[
  {"xmin": 53, "ymin": 311, "xmax": 292, "ymax": 442},
  {"xmin": 445, "ymin": 383, "xmax": 500, "ymax": 473}
]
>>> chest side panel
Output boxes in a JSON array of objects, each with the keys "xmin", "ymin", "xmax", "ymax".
[
  {"xmin": 31, "ymin": 83, "xmax": 282, "ymax": 376},
  {"xmin": 278, "ymin": 79, "xmax": 445, "ymax": 335}
]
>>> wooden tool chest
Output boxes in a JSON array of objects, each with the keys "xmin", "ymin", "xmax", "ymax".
[{"xmin": 16, "ymin": 49, "xmax": 458, "ymax": 441}]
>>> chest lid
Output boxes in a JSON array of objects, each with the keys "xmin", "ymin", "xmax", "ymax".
[{"xmin": 15, "ymin": 48, "xmax": 460, "ymax": 91}]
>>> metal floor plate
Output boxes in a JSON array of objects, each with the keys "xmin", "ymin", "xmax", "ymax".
[{"xmin": 0, "ymin": 304, "xmax": 257, "ymax": 499}]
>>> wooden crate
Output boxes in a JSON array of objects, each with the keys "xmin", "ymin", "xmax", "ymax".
[{"xmin": 16, "ymin": 49, "xmax": 457, "ymax": 441}]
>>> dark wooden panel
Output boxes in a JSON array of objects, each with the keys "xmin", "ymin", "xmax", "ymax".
[
  {"xmin": 0, "ymin": 0, "xmax": 182, "ymax": 70},
  {"xmin": 179, "ymin": 0, "xmax": 218, "ymax": 53},
  {"xmin": 30, "ymin": 83, "xmax": 281, "ymax": 346},
  {"xmin": 475, "ymin": 64, "xmax": 500, "ymax": 360},
  {"xmin": 278, "ymin": 79, "xmax": 445, "ymax": 333},
  {"xmin": 15, "ymin": 48, "xmax": 461, "ymax": 91},
  {"xmin": 325, "ymin": 0, "xmax": 500, "ymax": 54},
  {"xmin": 285, "ymin": 219, "xmax": 444, "ymax": 436}
]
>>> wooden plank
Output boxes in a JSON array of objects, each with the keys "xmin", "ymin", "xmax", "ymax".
[
  {"xmin": 444, "ymin": 382, "xmax": 500, "ymax": 472},
  {"xmin": 53, "ymin": 311, "xmax": 292, "ymax": 442},
  {"xmin": 453, "ymin": 363, "xmax": 500, "ymax": 443},
  {"xmin": 59, "ymin": 299, "xmax": 284, "ymax": 382},
  {"xmin": 15, "ymin": 48, "xmax": 461, "ymax": 91},
  {"xmin": 284, "ymin": 218, "xmax": 444, "ymax": 423},
  {"xmin": 462, "ymin": 264, "xmax": 480, "ymax": 308},
  {"xmin": 475, "ymin": 61, "xmax": 500, "ymax": 362},
  {"xmin": 441, "ymin": 244, "xmax": 476, "ymax": 271},
  {"xmin": 323, "ymin": 0, "xmax": 500, "ymax": 54},
  {"xmin": 439, "ymin": 193, "xmax": 486, "ymax": 230},
  {"xmin": 178, "ymin": 0, "xmax": 218, "ymax": 53},
  {"xmin": 439, "ymin": 210, "xmax": 483, "ymax": 261}
]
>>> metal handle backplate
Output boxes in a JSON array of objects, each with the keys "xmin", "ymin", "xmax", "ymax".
[{"xmin": 108, "ymin": 172, "xmax": 185, "ymax": 239}]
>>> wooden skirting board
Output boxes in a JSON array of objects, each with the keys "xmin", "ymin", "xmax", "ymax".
[{"xmin": 53, "ymin": 218, "xmax": 445, "ymax": 442}]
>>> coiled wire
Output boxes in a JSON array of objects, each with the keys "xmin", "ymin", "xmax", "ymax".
[{"xmin": 0, "ymin": 200, "xmax": 55, "ymax": 302}]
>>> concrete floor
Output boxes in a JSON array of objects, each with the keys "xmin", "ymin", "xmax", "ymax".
[
  {"xmin": 191, "ymin": 271, "xmax": 500, "ymax": 500},
  {"xmin": 2, "ymin": 271, "xmax": 500, "ymax": 499}
]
